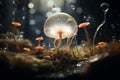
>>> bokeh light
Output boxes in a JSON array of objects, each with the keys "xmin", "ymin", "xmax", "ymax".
[
  {"xmin": 29, "ymin": 9, "xmax": 36, "ymax": 14},
  {"xmin": 76, "ymin": 7, "xmax": 83, "ymax": 14},
  {"xmin": 28, "ymin": 3, "xmax": 34, "ymax": 9},
  {"xmin": 29, "ymin": 19, "xmax": 36, "ymax": 25}
]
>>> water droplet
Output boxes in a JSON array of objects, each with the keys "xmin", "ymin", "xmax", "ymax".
[{"xmin": 71, "ymin": 5, "xmax": 76, "ymax": 10}]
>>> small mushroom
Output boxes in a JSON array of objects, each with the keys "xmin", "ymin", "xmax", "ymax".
[
  {"xmin": 79, "ymin": 22, "xmax": 90, "ymax": 28},
  {"xmin": 23, "ymin": 48, "xmax": 30, "ymax": 52},
  {"xmin": 12, "ymin": 22, "xmax": 21, "ymax": 27},
  {"xmin": 79, "ymin": 22, "xmax": 93, "ymax": 55},
  {"xmin": 98, "ymin": 42, "xmax": 107, "ymax": 46},
  {"xmin": 96, "ymin": 42, "xmax": 108, "ymax": 49},
  {"xmin": 11, "ymin": 22, "xmax": 21, "ymax": 52},
  {"xmin": 36, "ymin": 37, "xmax": 44, "ymax": 46},
  {"xmin": 35, "ymin": 46, "xmax": 44, "ymax": 50}
]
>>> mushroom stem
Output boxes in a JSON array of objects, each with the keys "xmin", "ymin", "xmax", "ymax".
[
  {"xmin": 83, "ymin": 27, "xmax": 92, "ymax": 56},
  {"xmin": 66, "ymin": 36, "xmax": 73, "ymax": 51},
  {"xmin": 66, "ymin": 37, "xmax": 70, "ymax": 49},
  {"xmin": 38, "ymin": 40, "xmax": 40, "ymax": 46},
  {"xmin": 13, "ymin": 26, "xmax": 20, "ymax": 52},
  {"xmin": 57, "ymin": 32, "xmax": 62, "ymax": 49}
]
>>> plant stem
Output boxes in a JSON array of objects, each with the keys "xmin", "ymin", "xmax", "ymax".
[{"xmin": 92, "ymin": 12, "xmax": 107, "ymax": 55}]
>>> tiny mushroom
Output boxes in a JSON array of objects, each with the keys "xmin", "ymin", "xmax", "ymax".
[
  {"xmin": 78, "ymin": 22, "xmax": 92, "ymax": 55},
  {"xmin": 36, "ymin": 37, "xmax": 44, "ymax": 41},
  {"xmin": 96, "ymin": 42, "xmax": 108, "ymax": 49},
  {"xmin": 36, "ymin": 37, "xmax": 44, "ymax": 46},
  {"xmin": 35, "ymin": 46, "xmax": 44, "ymax": 50},
  {"xmin": 12, "ymin": 22, "xmax": 21, "ymax": 27},
  {"xmin": 79, "ymin": 22, "xmax": 90, "ymax": 28},
  {"xmin": 98, "ymin": 42, "xmax": 107, "ymax": 46},
  {"xmin": 23, "ymin": 48, "xmax": 30, "ymax": 52}
]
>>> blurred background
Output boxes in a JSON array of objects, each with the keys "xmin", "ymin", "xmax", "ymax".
[
  {"xmin": 0, "ymin": 0, "xmax": 119, "ymax": 46},
  {"xmin": 0, "ymin": 0, "xmax": 120, "ymax": 80}
]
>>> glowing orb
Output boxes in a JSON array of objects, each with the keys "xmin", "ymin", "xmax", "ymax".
[{"xmin": 44, "ymin": 13, "xmax": 78, "ymax": 39}]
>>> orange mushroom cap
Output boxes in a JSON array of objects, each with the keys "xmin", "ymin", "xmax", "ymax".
[
  {"xmin": 96, "ymin": 42, "xmax": 108, "ymax": 49},
  {"xmin": 79, "ymin": 22, "xmax": 90, "ymax": 28},
  {"xmin": 35, "ymin": 46, "xmax": 44, "ymax": 50},
  {"xmin": 36, "ymin": 37, "xmax": 44, "ymax": 41},
  {"xmin": 12, "ymin": 22, "xmax": 21, "ymax": 27},
  {"xmin": 96, "ymin": 45, "xmax": 103, "ymax": 49},
  {"xmin": 23, "ymin": 48, "xmax": 30, "ymax": 52},
  {"xmin": 98, "ymin": 42, "xmax": 107, "ymax": 45}
]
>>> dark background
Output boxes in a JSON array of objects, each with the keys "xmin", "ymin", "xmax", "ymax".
[{"xmin": 0, "ymin": 0, "xmax": 120, "ymax": 80}]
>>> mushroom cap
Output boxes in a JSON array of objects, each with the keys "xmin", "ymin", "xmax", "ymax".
[
  {"xmin": 12, "ymin": 22, "xmax": 21, "ymax": 27},
  {"xmin": 36, "ymin": 37, "xmax": 44, "ymax": 41},
  {"xmin": 79, "ymin": 22, "xmax": 90, "ymax": 28},
  {"xmin": 44, "ymin": 13, "xmax": 78, "ymax": 39},
  {"xmin": 98, "ymin": 42, "xmax": 107, "ymax": 45},
  {"xmin": 35, "ymin": 46, "xmax": 44, "ymax": 50},
  {"xmin": 23, "ymin": 48, "xmax": 30, "ymax": 52}
]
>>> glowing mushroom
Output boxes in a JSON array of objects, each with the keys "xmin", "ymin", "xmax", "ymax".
[{"xmin": 44, "ymin": 12, "xmax": 78, "ymax": 48}]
